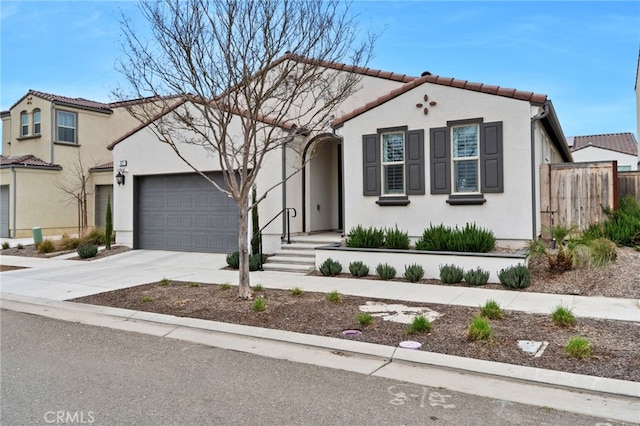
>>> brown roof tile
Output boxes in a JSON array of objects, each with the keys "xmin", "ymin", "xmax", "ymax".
[
  {"xmin": 570, "ymin": 133, "xmax": 638, "ymax": 156},
  {"xmin": 89, "ymin": 162, "xmax": 113, "ymax": 172},
  {"xmin": 11, "ymin": 90, "xmax": 113, "ymax": 113},
  {"xmin": 0, "ymin": 154, "xmax": 61, "ymax": 169}
]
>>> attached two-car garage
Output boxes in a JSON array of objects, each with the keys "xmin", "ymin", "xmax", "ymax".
[{"xmin": 135, "ymin": 172, "xmax": 238, "ymax": 253}]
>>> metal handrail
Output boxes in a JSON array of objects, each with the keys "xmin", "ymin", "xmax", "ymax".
[{"xmin": 258, "ymin": 207, "xmax": 297, "ymax": 271}]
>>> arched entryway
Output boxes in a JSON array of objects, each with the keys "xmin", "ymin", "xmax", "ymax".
[{"xmin": 302, "ymin": 134, "xmax": 343, "ymax": 233}]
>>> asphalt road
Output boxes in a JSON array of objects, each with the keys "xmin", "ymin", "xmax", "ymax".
[{"xmin": 0, "ymin": 310, "xmax": 629, "ymax": 425}]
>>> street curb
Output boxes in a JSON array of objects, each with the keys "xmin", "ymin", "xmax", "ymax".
[{"xmin": 2, "ymin": 292, "xmax": 639, "ymax": 401}]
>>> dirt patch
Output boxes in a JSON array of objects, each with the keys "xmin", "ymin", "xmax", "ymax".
[
  {"xmin": 1, "ymin": 245, "xmax": 131, "ymax": 261},
  {"xmin": 0, "ymin": 265, "xmax": 27, "ymax": 272},
  {"xmin": 72, "ymin": 281, "xmax": 640, "ymax": 382}
]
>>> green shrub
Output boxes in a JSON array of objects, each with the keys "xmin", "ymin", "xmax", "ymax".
[
  {"xmin": 290, "ymin": 287, "xmax": 303, "ymax": 296},
  {"xmin": 77, "ymin": 244, "xmax": 98, "ymax": 259},
  {"xmin": 226, "ymin": 251, "xmax": 240, "ymax": 268},
  {"xmin": 348, "ymin": 261, "xmax": 369, "ymax": 277},
  {"xmin": 551, "ymin": 305, "xmax": 576, "ymax": 327},
  {"xmin": 480, "ymin": 300, "xmax": 503, "ymax": 320},
  {"xmin": 601, "ymin": 195, "xmax": 640, "ymax": 247},
  {"xmin": 188, "ymin": 282, "xmax": 200, "ymax": 288},
  {"xmin": 1, "ymin": 242, "xmax": 9, "ymax": 249},
  {"xmin": 385, "ymin": 226, "xmax": 410, "ymax": 250},
  {"xmin": 468, "ymin": 316, "xmax": 493, "ymax": 341},
  {"xmin": 249, "ymin": 254, "xmax": 262, "ymax": 271},
  {"xmin": 439, "ymin": 264, "xmax": 464, "ymax": 284},
  {"xmin": 252, "ymin": 284, "xmax": 263, "ymax": 292},
  {"xmin": 159, "ymin": 277, "xmax": 170, "ymax": 286},
  {"xmin": 220, "ymin": 282, "xmax": 231, "ymax": 290},
  {"xmin": 415, "ymin": 223, "xmax": 495, "ymax": 253},
  {"xmin": 252, "ymin": 296, "xmax": 267, "ymax": 312},
  {"xmin": 37, "ymin": 239, "xmax": 56, "ymax": 254},
  {"xmin": 406, "ymin": 315, "xmax": 432, "ymax": 334},
  {"xmin": 376, "ymin": 263, "xmax": 396, "ymax": 280},
  {"xmin": 326, "ymin": 290, "xmax": 342, "ymax": 303},
  {"xmin": 105, "ymin": 197, "xmax": 113, "ymax": 250},
  {"xmin": 498, "ymin": 264, "xmax": 531, "ymax": 289},
  {"xmin": 464, "ymin": 267, "xmax": 490, "ymax": 286},
  {"xmin": 586, "ymin": 238, "xmax": 617, "ymax": 267},
  {"xmin": 319, "ymin": 258, "xmax": 342, "ymax": 276},
  {"xmin": 141, "ymin": 295, "xmax": 153, "ymax": 303},
  {"xmin": 565, "ymin": 336, "xmax": 592, "ymax": 359},
  {"xmin": 357, "ymin": 312, "xmax": 374, "ymax": 326},
  {"xmin": 57, "ymin": 234, "xmax": 81, "ymax": 250},
  {"xmin": 403, "ymin": 263, "xmax": 424, "ymax": 282},
  {"xmin": 415, "ymin": 224, "xmax": 452, "ymax": 251},
  {"xmin": 16, "ymin": 243, "xmax": 23, "ymax": 250},
  {"xmin": 346, "ymin": 225, "xmax": 385, "ymax": 248}
]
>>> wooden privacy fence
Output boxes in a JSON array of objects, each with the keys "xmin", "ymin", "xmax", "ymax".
[
  {"xmin": 539, "ymin": 161, "xmax": 616, "ymax": 237},
  {"xmin": 618, "ymin": 170, "xmax": 640, "ymax": 203}
]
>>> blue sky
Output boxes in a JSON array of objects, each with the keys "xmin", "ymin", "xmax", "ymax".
[{"xmin": 1, "ymin": 1, "xmax": 639, "ymax": 138}]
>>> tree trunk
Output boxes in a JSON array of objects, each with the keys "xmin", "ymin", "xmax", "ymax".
[{"xmin": 237, "ymin": 196, "xmax": 252, "ymax": 299}]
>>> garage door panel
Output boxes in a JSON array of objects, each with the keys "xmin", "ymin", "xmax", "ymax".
[{"xmin": 137, "ymin": 173, "xmax": 239, "ymax": 253}]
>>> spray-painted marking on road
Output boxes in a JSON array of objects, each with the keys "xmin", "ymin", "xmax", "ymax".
[{"xmin": 388, "ymin": 385, "xmax": 455, "ymax": 409}]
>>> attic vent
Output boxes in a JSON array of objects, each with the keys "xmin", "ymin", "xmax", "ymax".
[{"xmin": 421, "ymin": 71, "xmax": 432, "ymax": 76}]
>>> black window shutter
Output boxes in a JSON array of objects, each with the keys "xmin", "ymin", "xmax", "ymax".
[
  {"xmin": 430, "ymin": 127, "xmax": 450, "ymax": 194},
  {"xmin": 405, "ymin": 129, "xmax": 425, "ymax": 195},
  {"xmin": 362, "ymin": 134, "xmax": 381, "ymax": 196},
  {"xmin": 480, "ymin": 121, "xmax": 503, "ymax": 193}
]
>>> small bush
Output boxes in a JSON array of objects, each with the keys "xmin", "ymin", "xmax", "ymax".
[
  {"xmin": 346, "ymin": 225, "xmax": 385, "ymax": 248},
  {"xmin": 290, "ymin": 287, "xmax": 303, "ymax": 296},
  {"xmin": 601, "ymin": 195, "xmax": 640, "ymax": 247},
  {"xmin": 1, "ymin": 242, "xmax": 9, "ymax": 249},
  {"xmin": 226, "ymin": 251, "xmax": 240, "ymax": 269},
  {"xmin": 319, "ymin": 258, "xmax": 342, "ymax": 276},
  {"xmin": 480, "ymin": 300, "xmax": 503, "ymax": 320},
  {"xmin": 37, "ymin": 239, "xmax": 56, "ymax": 253},
  {"xmin": 464, "ymin": 267, "xmax": 490, "ymax": 286},
  {"xmin": 468, "ymin": 316, "xmax": 493, "ymax": 341},
  {"xmin": 415, "ymin": 223, "xmax": 496, "ymax": 253},
  {"xmin": 141, "ymin": 295, "xmax": 153, "ymax": 303},
  {"xmin": 326, "ymin": 290, "xmax": 342, "ymax": 303},
  {"xmin": 252, "ymin": 284, "xmax": 263, "ymax": 292},
  {"xmin": 252, "ymin": 296, "xmax": 267, "ymax": 312},
  {"xmin": 188, "ymin": 282, "xmax": 200, "ymax": 288},
  {"xmin": 357, "ymin": 312, "xmax": 374, "ymax": 326},
  {"xmin": 82, "ymin": 228, "xmax": 106, "ymax": 246},
  {"xmin": 220, "ymin": 282, "xmax": 231, "ymax": 290},
  {"xmin": 348, "ymin": 261, "xmax": 369, "ymax": 277},
  {"xmin": 565, "ymin": 336, "xmax": 592, "ymax": 359},
  {"xmin": 551, "ymin": 305, "xmax": 576, "ymax": 327},
  {"xmin": 406, "ymin": 315, "xmax": 432, "ymax": 334},
  {"xmin": 16, "ymin": 243, "xmax": 23, "ymax": 250},
  {"xmin": 415, "ymin": 224, "xmax": 452, "ymax": 251},
  {"xmin": 376, "ymin": 263, "xmax": 396, "ymax": 280},
  {"xmin": 587, "ymin": 238, "xmax": 617, "ymax": 267},
  {"xmin": 249, "ymin": 254, "xmax": 262, "ymax": 271},
  {"xmin": 403, "ymin": 263, "xmax": 424, "ymax": 282},
  {"xmin": 159, "ymin": 277, "xmax": 170, "ymax": 286},
  {"xmin": 498, "ymin": 264, "xmax": 531, "ymax": 289},
  {"xmin": 385, "ymin": 226, "xmax": 410, "ymax": 250},
  {"xmin": 439, "ymin": 264, "xmax": 464, "ymax": 284},
  {"xmin": 77, "ymin": 244, "xmax": 98, "ymax": 259},
  {"xmin": 57, "ymin": 234, "xmax": 81, "ymax": 250}
]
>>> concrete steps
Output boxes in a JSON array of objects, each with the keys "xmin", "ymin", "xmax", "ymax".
[{"xmin": 262, "ymin": 233, "xmax": 343, "ymax": 273}]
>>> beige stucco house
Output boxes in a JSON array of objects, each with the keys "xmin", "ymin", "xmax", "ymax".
[
  {"xmin": 0, "ymin": 90, "xmax": 145, "ymax": 238},
  {"xmin": 108, "ymin": 54, "xmax": 572, "ymax": 255}
]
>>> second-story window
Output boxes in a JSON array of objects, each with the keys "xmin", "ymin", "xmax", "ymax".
[
  {"xmin": 57, "ymin": 110, "xmax": 77, "ymax": 143},
  {"xmin": 20, "ymin": 111, "xmax": 28, "ymax": 136},
  {"xmin": 33, "ymin": 109, "xmax": 41, "ymax": 135}
]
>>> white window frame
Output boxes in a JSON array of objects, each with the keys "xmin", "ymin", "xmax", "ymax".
[
  {"xmin": 451, "ymin": 124, "xmax": 480, "ymax": 194},
  {"xmin": 33, "ymin": 109, "xmax": 41, "ymax": 135},
  {"xmin": 381, "ymin": 131, "xmax": 405, "ymax": 195},
  {"xmin": 56, "ymin": 110, "xmax": 77, "ymax": 143},
  {"xmin": 20, "ymin": 111, "xmax": 29, "ymax": 136}
]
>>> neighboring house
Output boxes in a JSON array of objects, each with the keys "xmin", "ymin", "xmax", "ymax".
[
  {"xmin": 636, "ymin": 49, "xmax": 640, "ymax": 168},
  {"xmin": 0, "ymin": 90, "xmax": 147, "ymax": 238},
  {"xmin": 568, "ymin": 133, "xmax": 638, "ymax": 171},
  {"xmin": 108, "ymin": 54, "xmax": 572, "ymax": 254}
]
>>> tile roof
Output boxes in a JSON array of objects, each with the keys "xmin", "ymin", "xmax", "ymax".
[
  {"xmin": 89, "ymin": 162, "xmax": 113, "ymax": 172},
  {"xmin": 570, "ymin": 133, "xmax": 638, "ymax": 156},
  {"xmin": 332, "ymin": 73, "xmax": 548, "ymax": 127},
  {"xmin": 0, "ymin": 154, "xmax": 61, "ymax": 169},
  {"xmin": 11, "ymin": 90, "xmax": 113, "ymax": 113}
]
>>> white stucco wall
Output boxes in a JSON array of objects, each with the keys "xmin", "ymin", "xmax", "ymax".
[
  {"xmin": 336, "ymin": 82, "xmax": 543, "ymax": 243},
  {"xmin": 571, "ymin": 147, "xmax": 638, "ymax": 171}
]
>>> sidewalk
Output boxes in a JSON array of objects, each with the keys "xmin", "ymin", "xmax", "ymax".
[{"xmin": 1, "ymin": 250, "xmax": 639, "ymax": 423}]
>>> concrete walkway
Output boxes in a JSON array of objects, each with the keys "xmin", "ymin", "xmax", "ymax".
[{"xmin": 1, "ymin": 249, "xmax": 639, "ymax": 423}]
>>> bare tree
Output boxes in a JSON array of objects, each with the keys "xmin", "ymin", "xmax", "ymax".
[
  {"xmin": 55, "ymin": 153, "xmax": 95, "ymax": 237},
  {"xmin": 116, "ymin": 0, "xmax": 375, "ymax": 299}
]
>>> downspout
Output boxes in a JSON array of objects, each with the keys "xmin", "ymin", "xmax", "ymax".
[
  {"xmin": 281, "ymin": 137, "xmax": 287, "ymax": 237},
  {"xmin": 11, "ymin": 166, "xmax": 17, "ymax": 238},
  {"xmin": 50, "ymin": 103, "xmax": 55, "ymax": 163},
  {"xmin": 530, "ymin": 101, "xmax": 550, "ymax": 240}
]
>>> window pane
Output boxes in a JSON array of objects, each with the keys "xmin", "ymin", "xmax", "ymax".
[
  {"xmin": 58, "ymin": 111, "xmax": 75, "ymax": 127},
  {"xmin": 382, "ymin": 133, "xmax": 404, "ymax": 162},
  {"xmin": 58, "ymin": 127, "xmax": 75, "ymax": 143},
  {"xmin": 384, "ymin": 164, "xmax": 404, "ymax": 194},
  {"xmin": 33, "ymin": 110, "xmax": 41, "ymax": 134},
  {"xmin": 454, "ymin": 160, "xmax": 478, "ymax": 192},
  {"xmin": 453, "ymin": 126, "xmax": 478, "ymax": 158},
  {"xmin": 21, "ymin": 113, "xmax": 28, "ymax": 136}
]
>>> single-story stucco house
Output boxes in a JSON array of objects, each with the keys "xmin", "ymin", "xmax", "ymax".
[{"xmin": 107, "ymin": 53, "xmax": 572, "ymax": 256}]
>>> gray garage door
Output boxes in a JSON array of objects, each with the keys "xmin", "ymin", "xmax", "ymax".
[
  {"xmin": 136, "ymin": 173, "xmax": 239, "ymax": 253},
  {"xmin": 0, "ymin": 185, "xmax": 9, "ymax": 238}
]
